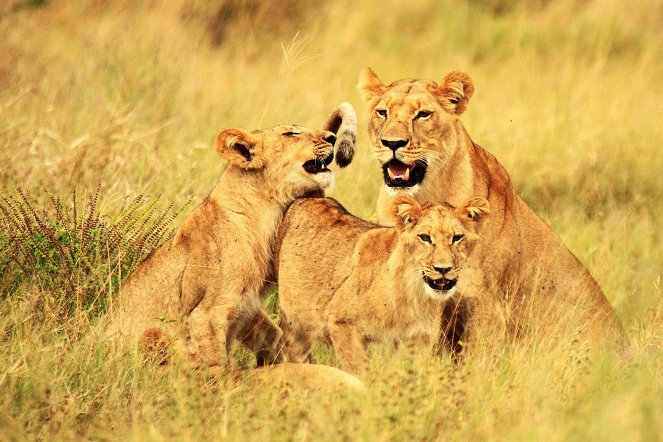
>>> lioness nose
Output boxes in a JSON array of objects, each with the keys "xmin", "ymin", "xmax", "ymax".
[
  {"xmin": 434, "ymin": 266, "xmax": 452, "ymax": 274},
  {"xmin": 322, "ymin": 132, "xmax": 337, "ymax": 145},
  {"xmin": 381, "ymin": 138, "xmax": 409, "ymax": 151}
]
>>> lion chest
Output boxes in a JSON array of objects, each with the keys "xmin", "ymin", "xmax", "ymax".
[
  {"xmin": 352, "ymin": 244, "xmax": 440, "ymax": 340},
  {"xmin": 178, "ymin": 201, "xmax": 281, "ymax": 300}
]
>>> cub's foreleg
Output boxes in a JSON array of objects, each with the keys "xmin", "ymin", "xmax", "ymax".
[
  {"xmin": 236, "ymin": 308, "xmax": 284, "ymax": 366},
  {"xmin": 279, "ymin": 308, "xmax": 314, "ymax": 363},
  {"xmin": 186, "ymin": 291, "xmax": 283, "ymax": 367},
  {"xmin": 434, "ymin": 296, "xmax": 470, "ymax": 356},
  {"xmin": 186, "ymin": 299, "xmax": 234, "ymax": 366},
  {"xmin": 327, "ymin": 314, "xmax": 369, "ymax": 377}
]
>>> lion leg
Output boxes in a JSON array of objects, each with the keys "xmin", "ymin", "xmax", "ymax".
[
  {"xmin": 279, "ymin": 308, "xmax": 314, "ymax": 363},
  {"xmin": 434, "ymin": 296, "xmax": 470, "ymax": 358},
  {"xmin": 236, "ymin": 308, "xmax": 284, "ymax": 366},
  {"xmin": 327, "ymin": 315, "xmax": 369, "ymax": 376},
  {"xmin": 186, "ymin": 302, "xmax": 235, "ymax": 366}
]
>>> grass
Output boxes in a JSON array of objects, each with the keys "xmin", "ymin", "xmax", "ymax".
[
  {"xmin": 1, "ymin": 0, "xmax": 662, "ymax": 439},
  {"xmin": 0, "ymin": 186, "xmax": 188, "ymax": 317}
]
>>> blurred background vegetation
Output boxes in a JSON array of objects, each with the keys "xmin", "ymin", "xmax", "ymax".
[{"xmin": 1, "ymin": 0, "xmax": 662, "ymax": 439}]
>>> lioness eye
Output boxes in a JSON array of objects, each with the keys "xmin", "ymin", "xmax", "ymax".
[
  {"xmin": 283, "ymin": 131, "xmax": 301, "ymax": 136},
  {"xmin": 376, "ymin": 109, "xmax": 387, "ymax": 118},
  {"xmin": 418, "ymin": 234, "xmax": 432, "ymax": 244},
  {"xmin": 451, "ymin": 234, "xmax": 464, "ymax": 244},
  {"xmin": 415, "ymin": 110, "xmax": 432, "ymax": 120}
]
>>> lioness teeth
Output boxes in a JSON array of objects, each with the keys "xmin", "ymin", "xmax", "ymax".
[
  {"xmin": 403, "ymin": 166, "xmax": 410, "ymax": 181},
  {"xmin": 387, "ymin": 163, "xmax": 412, "ymax": 180}
]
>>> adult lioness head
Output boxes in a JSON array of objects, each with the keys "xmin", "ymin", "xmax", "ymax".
[
  {"xmin": 390, "ymin": 195, "xmax": 490, "ymax": 301},
  {"xmin": 358, "ymin": 67, "xmax": 473, "ymax": 193}
]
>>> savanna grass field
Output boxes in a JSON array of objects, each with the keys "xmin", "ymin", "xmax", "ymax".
[{"xmin": 1, "ymin": 0, "xmax": 663, "ymax": 439}]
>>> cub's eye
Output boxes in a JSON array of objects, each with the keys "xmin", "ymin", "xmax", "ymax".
[
  {"xmin": 418, "ymin": 233, "xmax": 432, "ymax": 244},
  {"xmin": 415, "ymin": 110, "xmax": 432, "ymax": 120},
  {"xmin": 451, "ymin": 234, "xmax": 464, "ymax": 244},
  {"xmin": 282, "ymin": 131, "xmax": 301, "ymax": 136},
  {"xmin": 376, "ymin": 109, "xmax": 387, "ymax": 118}
]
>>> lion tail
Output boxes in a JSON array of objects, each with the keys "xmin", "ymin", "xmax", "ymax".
[{"xmin": 324, "ymin": 102, "xmax": 356, "ymax": 168}]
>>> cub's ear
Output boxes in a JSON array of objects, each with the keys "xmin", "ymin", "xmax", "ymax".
[
  {"xmin": 457, "ymin": 197, "xmax": 490, "ymax": 222},
  {"xmin": 435, "ymin": 71, "xmax": 475, "ymax": 115},
  {"xmin": 390, "ymin": 195, "xmax": 423, "ymax": 230},
  {"xmin": 358, "ymin": 67, "xmax": 386, "ymax": 108},
  {"xmin": 215, "ymin": 128, "xmax": 264, "ymax": 170}
]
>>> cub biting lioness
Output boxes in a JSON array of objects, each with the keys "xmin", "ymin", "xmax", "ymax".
[
  {"xmin": 109, "ymin": 103, "xmax": 356, "ymax": 367},
  {"xmin": 276, "ymin": 195, "xmax": 489, "ymax": 375}
]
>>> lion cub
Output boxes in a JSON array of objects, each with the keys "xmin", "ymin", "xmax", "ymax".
[
  {"xmin": 276, "ymin": 195, "xmax": 489, "ymax": 375},
  {"xmin": 109, "ymin": 103, "xmax": 356, "ymax": 367}
]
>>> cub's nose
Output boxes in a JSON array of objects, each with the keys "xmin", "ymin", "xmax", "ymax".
[
  {"xmin": 433, "ymin": 266, "xmax": 452, "ymax": 275},
  {"xmin": 322, "ymin": 132, "xmax": 336, "ymax": 145},
  {"xmin": 381, "ymin": 138, "xmax": 409, "ymax": 151}
]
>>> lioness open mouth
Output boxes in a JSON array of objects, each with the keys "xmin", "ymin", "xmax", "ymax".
[
  {"xmin": 423, "ymin": 275, "xmax": 457, "ymax": 292},
  {"xmin": 303, "ymin": 153, "xmax": 334, "ymax": 174},
  {"xmin": 383, "ymin": 159, "xmax": 427, "ymax": 187}
]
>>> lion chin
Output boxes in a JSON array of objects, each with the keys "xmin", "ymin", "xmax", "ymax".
[
  {"xmin": 385, "ymin": 184, "xmax": 420, "ymax": 197},
  {"xmin": 312, "ymin": 170, "xmax": 335, "ymax": 189}
]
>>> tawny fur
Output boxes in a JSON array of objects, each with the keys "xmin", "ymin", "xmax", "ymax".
[
  {"xmin": 358, "ymin": 68, "xmax": 625, "ymax": 351},
  {"xmin": 275, "ymin": 196, "xmax": 489, "ymax": 376},
  {"xmin": 139, "ymin": 328, "xmax": 365, "ymax": 392},
  {"xmin": 246, "ymin": 362, "xmax": 365, "ymax": 392},
  {"xmin": 108, "ymin": 103, "xmax": 357, "ymax": 367}
]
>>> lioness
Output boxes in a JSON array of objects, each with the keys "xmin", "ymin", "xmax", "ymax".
[
  {"xmin": 276, "ymin": 195, "xmax": 489, "ymax": 375},
  {"xmin": 109, "ymin": 103, "xmax": 357, "ymax": 366},
  {"xmin": 358, "ymin": 68, "xmax": 624, "ymax": 350}
]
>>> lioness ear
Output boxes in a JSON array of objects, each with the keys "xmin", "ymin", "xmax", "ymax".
[
  {"xmin": 390, "ymin": 195, "xmax": 423, "ymax": 230},
  {"xmin": 458, "ymin": 197, "xmax": 490, "ymax": 222},
  {"xmin": 436, "ymin": 71, "xmax": 475, "ymax": 115},
  {"xmin": 358, "ymin": 67, "xmax": 386, "ymax": 108},
  {"xmin": 215, "ymin": 128, "xmax": 264, "ymax": 170},
  {"xmin": 323, "ymin": 102, "xmax": 357, "ymax": 168}
]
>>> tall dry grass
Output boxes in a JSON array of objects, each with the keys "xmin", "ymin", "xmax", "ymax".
[{"xmin": 1, "ymin": 0, "xmax": 662, "ymax": 439}]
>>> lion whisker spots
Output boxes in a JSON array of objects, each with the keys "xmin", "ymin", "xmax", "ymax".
[{"xmin": 424, "ymin": 157, "xmax": 445, "ymax": 168}]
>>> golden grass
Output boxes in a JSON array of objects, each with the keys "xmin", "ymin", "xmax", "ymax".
[{"xmin": 1, "ymin": 0, "xmax": 663, "ymax": 439}]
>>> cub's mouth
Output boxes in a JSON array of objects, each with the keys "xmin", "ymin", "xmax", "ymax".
[
  {"xmin": 423, "ymin": 275, "xmax": 457, "ymax": 292},
  {"xmin": 383, "ymin": 159, "xmax": 427, "ymax": 187},
  {"xmin": 303, "ymin": 153, "xmax": 334, "ymax": 174}
]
